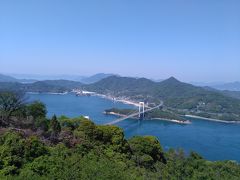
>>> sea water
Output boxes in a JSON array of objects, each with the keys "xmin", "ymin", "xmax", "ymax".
[{"xmin": 28, "ymin": 93, "xmax": 240, "ymax": 162}]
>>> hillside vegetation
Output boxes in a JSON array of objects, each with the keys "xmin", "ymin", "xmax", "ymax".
[
  {"xmin": 0, "ymin": 80, "xmax": 83, "ymax": 93},
  {"xmin": 85, "ymin": 76, "xmax": 240, "ymax": 121}
]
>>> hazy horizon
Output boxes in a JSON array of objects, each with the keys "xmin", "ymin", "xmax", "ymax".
[
  {"xmin": 1, "ymin": 0, "xmax": 240, "ymax": 82},
  {"xmin": 1, "ymin": 72, "xmax": 238, "ymax": 84}
]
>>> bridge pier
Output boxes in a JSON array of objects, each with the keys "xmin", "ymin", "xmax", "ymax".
[{"xmin": 139, "ymin": 102, "xmax": 145, "ymax": 119}]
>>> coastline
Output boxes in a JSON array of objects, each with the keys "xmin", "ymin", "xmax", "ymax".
[
  {"xmin": 185, "ymin": 115, "xmax": 240, "ymax": 124},
  {"xmin": 103, "ymin": 111, "xmax": 127, "ymax": 117},
  {"xmin": 149, "ymin": 118, "xmax": 191, "ymax": 124},
  {"xmin": 94, "ymin": 93, "xmax": 140, "ymax": 107},
  {"xmin": 91, "ymin": 92, "xmax": 240, "ymax": 124},
  {"xmin": 27, "ymin": 91, "xmax": 240, "ymax": 124},
  {"xmin": 27, "ymin": 90, "xmax": 139, "ymax": 107},
  {"xmin": 26, "ymin": 92, "xmax": 68, "ymax": 95}
]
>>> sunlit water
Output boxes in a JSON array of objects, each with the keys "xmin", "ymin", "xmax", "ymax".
[{"xmin": 28, "ymin": 93, "xmax": 240, "ymax": 162}]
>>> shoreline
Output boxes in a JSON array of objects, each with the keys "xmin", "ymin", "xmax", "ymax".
[
  {"xmin": 27, "ymin": 91, "xmax": 140, "ymax": 107},
  {"xmin": 26, "ymin": 92, "xmax": 68, "ymax": 95},
  {"xmin": 28, "ymin": 92, "xmax": 240, "ymax": 124},
  {"xmin": 185, "ymin": 115, "xmax": 240, "ymax": 124},
  {"xmin": 103, "ymin": 111, "xmax": 127, "ymax": 117},
  {"xmin": 94, "ymin": 93, "xmax": 140, "ymax": 107},
  {"xmin": 151, "ymin": 118, "xmax": 191, "ymax": 124}
]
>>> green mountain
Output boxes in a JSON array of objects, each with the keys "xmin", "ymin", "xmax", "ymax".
[
  {"xmin": 0, "ymin": 82, "xmax": 23, "ymax": 92},
  {"xmin": 86, "ymin": 76, "xmax": 240, "ymax": 121},
  {"xmin": 0, "ymin": 73, "xmax": 38, "ymax": 83},
  {"xmin": 0, "ymin": 80, "xmax": 83, "ymax": 93},
  {"xmin": 24, "ymin": 80, "xmax": 83, "ymax": 93},
  {"xmin": 84, "ymin": 76, "xmax": 209, "ymax": 100},
  {"xmin": 85, "ymin": 76, "xmax": 157, "ymax": 101}
]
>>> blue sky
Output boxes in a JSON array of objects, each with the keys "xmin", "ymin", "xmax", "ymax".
[{"xmin": 0, "ymin": 0, "xmax": 239, "ymax": 82}]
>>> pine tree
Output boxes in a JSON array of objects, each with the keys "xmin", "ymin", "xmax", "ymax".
[{"xmin": 50, "ymin": 115, "xmax": 61, "ymax": 141}]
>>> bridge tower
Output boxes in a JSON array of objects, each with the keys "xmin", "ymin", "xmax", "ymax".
[{"xmin": 139, "ymin": 102, "xmax": 145, "ymax": 119}]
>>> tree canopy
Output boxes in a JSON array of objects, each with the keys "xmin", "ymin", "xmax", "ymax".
[{"xmin": 0, "ymin": 92, "xmax": 239, "ymax": 179}]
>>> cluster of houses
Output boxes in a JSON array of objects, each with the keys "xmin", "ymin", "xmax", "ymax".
[{"xmin": 72, "ymin": 89, "xmax": 95, "ymax": 96}]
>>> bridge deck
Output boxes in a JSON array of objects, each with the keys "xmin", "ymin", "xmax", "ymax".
[{"xmin": 105, "ymin": 102, "xmax": 163, "ymax": 125}]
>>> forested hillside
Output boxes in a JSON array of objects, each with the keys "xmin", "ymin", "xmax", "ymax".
[
  {"xmin": 0, "ymin": 80, "xmax": 83, "ymax": 93},
  {"xmin": 0, "ymin": 91, "xmax": 240, "ymax": 179},
  {"xmin": 85, "ymin": 76, "xmax": 240, "ymax": 121}
]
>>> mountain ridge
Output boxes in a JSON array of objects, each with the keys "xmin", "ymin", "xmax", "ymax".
[
  {"xmin": 80, "ymin": 73, "xmax": 116, "ymax": 84},
  {"xmin": 213, "ymin": 81, "xmax": 240, "ymax": 91},
  {"xmin": 85, "ymin": 75, "xmax": 240, "ymax": 121},
  {"xmin": 0, "ymin": 80, "xmax": 83, "ymax": 93},
  {"xmin": 1, "ymin": 73, "xmax": 115, "ymax": 84},
  {"xmin": 1, "ymin": 75, "xmax": 240, "ymax": 121}
]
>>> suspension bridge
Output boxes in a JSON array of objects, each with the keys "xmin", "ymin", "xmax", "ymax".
[{"xmin": 105, "ymin": 101, "xmax": 163, "ymax": 125}]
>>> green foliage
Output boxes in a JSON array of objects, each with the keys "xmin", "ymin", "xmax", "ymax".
[
  {"xmin": 0, "ymin": 119, "xmax": 240, "ymax": 179},
  {"xmin": 0, "ymin": 132, "xmax": 48, "ymax": 176},
  {"xmin": 0, "ymin": 91, "xmax": 26, "ymax": 127},
  {"xmin": 105, "ymin": 108, "xmax": 136, "ymax": 115},
  {"xmin": 145, "ymin": 109, "xmax": 185, "ymax": 120},
  {"xmin": 128, "ymin": 136, "xmax": 165, "ymax": 168},
  {"xmin": 34, "ymin": 117, "xmax": 49, "ymax": 132},
  {"xmin": 0, "ymin": 132, "xmax": 25, "ymax": 175},
  {"xmin": 74, "ymin": 119, "xmax": 97, "ymax": 140},
  {"xmin": 59, "ymin": 115, "xmax": 85, "ymax": 130},
  {"xmin": 26, "ymin": 101, "xmax": 47, "ymax": 119},
  {"xmin": 96, "ymin": 125, "xmax": 128, "ymax": 153},
  {"xmin": 0, "ymin": 92, "xmax": 49, "ymax": 130},
  {"xmin": 70, "ymin": 119, "xmax": 97, "ymax": 155},
  {"xmin": 0, "ymin": 80, "xmax": 82, "ymax": 93},
  {"xmin": 17, "ymin": 149, "xmax": 138, "ymax": 180},
  {"xmin": 50, "ymin": 115, "xmax": 61, "ymax": 137},
  {"xmin": 24, "ymin": 136, "xmax": 48, "ymax": 161},
  {"xmin": 27, "ymin": 80, "xmax": 82, "ymax": 93}
]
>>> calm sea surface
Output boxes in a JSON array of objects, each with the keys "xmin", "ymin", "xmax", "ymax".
[{"xmin": 28, "ymin": 93, "xmax": 240, "ymax": 162}]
